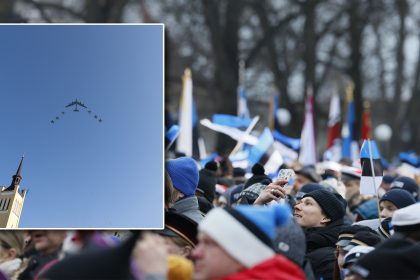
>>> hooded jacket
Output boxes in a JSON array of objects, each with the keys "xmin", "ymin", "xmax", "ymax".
[
  {"xmin": 305, "ymin": 219, "xmax": 344, "ymax": 280},
  {"xmin": 218, "ymin": 254, "xmax": 305, "ymax": 280}
]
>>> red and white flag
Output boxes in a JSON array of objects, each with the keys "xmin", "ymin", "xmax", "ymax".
[{"xmin": 299, "ymin": 89, "xmax": 317, "ymax": 165}]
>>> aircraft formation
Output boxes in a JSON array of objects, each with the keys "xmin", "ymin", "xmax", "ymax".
[{"xmin": 50, "ymin": 99, "xmax": 103, "ymax": 124}]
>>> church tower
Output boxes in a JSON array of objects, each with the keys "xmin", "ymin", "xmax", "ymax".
[{"xmin": 0, "ymin": 157, "xmax": 27, "ymax": 228}]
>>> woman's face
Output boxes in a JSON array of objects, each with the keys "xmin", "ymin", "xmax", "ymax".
[{"xmin": 294, "ymin": 197, "xmax": 330, "ymax": 228}]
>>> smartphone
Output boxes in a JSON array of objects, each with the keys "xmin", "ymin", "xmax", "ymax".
[{"xmin": 277, "ymin": 169, "xmax": 295, "ymax": 189}]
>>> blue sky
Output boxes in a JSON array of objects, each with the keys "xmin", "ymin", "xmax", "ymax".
[{"xmin": 0, "ymin": 25, "xmax": 163, "ymax": 228}]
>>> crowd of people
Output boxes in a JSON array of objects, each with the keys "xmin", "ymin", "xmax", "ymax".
[{"xmin": 0, "ymin": 155, "xmax": 419, "ymax": 279}]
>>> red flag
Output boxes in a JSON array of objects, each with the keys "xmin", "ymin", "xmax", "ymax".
[{"xmin": 361, "ymin": 101, "xmax": 372, "ymax": 140}]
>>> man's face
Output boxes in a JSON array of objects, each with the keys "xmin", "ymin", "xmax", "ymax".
[
  {"xmin": 30, "ymin": 230, "xmax": 66, "ymax": 255},
  {"xmin": 379, "ymin": 200, "xmax": 398, "ymax": 219},
  {"xmin": 343, "ymin": 179, "xmax": 360, "ymax": 200},
  {"xmin": 294, "ymin": 197, "xmax": 330, "ymax": 228},
  {"xmin": 191, "ymin": 233, "xmax": 243, "ymax": 280}
]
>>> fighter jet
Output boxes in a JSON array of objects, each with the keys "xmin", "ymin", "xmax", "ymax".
[{"xmin": 65, "ymin": 99, "xmax": 87, "ymax": 112}]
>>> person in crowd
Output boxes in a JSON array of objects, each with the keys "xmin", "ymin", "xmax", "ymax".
[
  {"xmin": 349, "ymin": 203, "xmax": 420, "ymax": 279},
  {"xmin": 275, "ymin": 220, "xmax": 316, "ymax": 280},
  {"xmin": 18, "ymin": 231, "xmax": 67, "ymax": 280},
  {"xmin": 196, "ymin": 161, "xmax": 217, "ymax": 214},
  {"xmin": 341, "ymin": 246, "xmax": 374, "ymax": 280},
  {"xmin": 294, "ymin": 189, "xmax": 347, "ymax": 280},
  {"xmin": 295, "ymin": 183, "xmax": 324, "ymax": 201},
  {"xmin": 353, "ymin": 188, "xmax": 416, "ymax": 233},
  {"xmin": 334, "ymin": 224, "xmax": 377, "ymax": 278},
  {"xmin": 158, "ymin": 211, "xmax": 198, "ymax": 259},
  {"xmin": 378, "ymin": 188, "xmax": 416, "ymax": 219},
  {"xmin": 165, "ymin": 171, "xmax": 177, "ymax": 209},
  {"xmin": 192, "ymin": 204, "xmax": 305, "ymax": 279},
  {"xmin": 0, "ymin": 231, "xmax": 25, "ymax": 280},
  {"xmin": 216, "ymin": 184, "xmax": 243, "ymax": 208},
  {"xmin": 166, "ymin": 157, "xmax": 203, "ymax": 223},
  {"xmin": 377, "ymin": 174, "xmax": 395, "ymax": 197},
  {"xmin": 389, "ymin": 176, "xmax": 419, "ymax": 201},
  {"xmin": 292, "ymin": 165, "xmax": 321, "ymax": 196},
  {"xmin": 243, "ymin": 163, "xmax": 272, "ymax": 190}
]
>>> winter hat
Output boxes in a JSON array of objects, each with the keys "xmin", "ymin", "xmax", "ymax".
[
  {"xmin": 204, "ymin": 160, "xmax": 218, "ymax": 172},
  {"xmin": 238, "ymin": 182, "xmax": 268, "ymax": 204},
  {"xmin": 274, "ymin": 220, "xmax": 306, "ymax": 266},
  {"xmin": 197, "ymin": 167, "xmax": 217, "ymax": 203},
  {"xmin": 295, "ymin": 183, "xmax": 324, "ymax": 200},
  {"xmin": 343, "ymin": 231, "xmax": 381, "ymax": 251},
  {"xmin": 379, "ymin": 188, "xmax": 416, "ymax": 209},
  {"xmin": 199, "ymin": 204, "xmax": 291, "ymax": 268},
  {"xmin": 336, "ymin": 225, "xmax": 376, "ymax": 247},
  {"xmin": 166, "ymin": 157, "xmax": 199, "ymax": 197},
  {"xmin": 351, "ymin": 238, "xmax": 420, "ymax": 279},
  {"xmin": 295, "ymin": 165, "xmax": 321, "ymax": 183},
  {"xmin": 382, "ymin": 175, "xmax": 395, "ymax": 184},
  {"xmin": 392, "ymin": 203, "xmax": 420, "ymax": 233},
  {"xmin": 243, "ymin": 163, "xmax": 272, "ymax": 189},
  {"xmin": 343, "ymin": 245, "xmax": 374, "ymax": 268},
  {"xmin": 158, "ymin": 211, "xmax": 198, "ymax": 247},
  {"xmin": 303, "ymin": 189, "xmax": 347, "ymax": 222},
  {"xmin": 390, "ymin": 176, "xmax": 419, "ymax": 200}
]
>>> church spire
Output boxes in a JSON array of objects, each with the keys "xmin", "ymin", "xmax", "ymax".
[{"xmin": 6, "ymin": 156, "xmax": 24, "ymax": 190}]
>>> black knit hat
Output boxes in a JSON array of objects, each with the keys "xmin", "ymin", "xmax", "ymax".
[
  {"xmin": 343, "ymin": 231, "xmax": 381, "ymax": 251},
  {"xmin": 379, "ymin": 188, "xmax": 416, "ymax": 209},
  {"xmin": 197, "ymin": 168, "xmax": 217, "ymax": 203},
  {"xmin": 336, "ymin": 225, "xmax": 377, "ymax": 247},
  {"xmin": 243, "ymin": 164, "xmax": 272, "ymax": 189},
  {"xmin": 303, "ymin": 189, "xmax": 347, "ymax": 222}
]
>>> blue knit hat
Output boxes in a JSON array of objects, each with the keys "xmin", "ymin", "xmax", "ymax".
[
  {"xmin": 379, "ymin": 188, "xmax": 416, "ymax": 209},
  {"xmin": 199, "ymin": 204, "xmax": 291, "ymax": 268},
  {"xmin": 166, "ymin": 157, "xmax": 199, "ymax": 197}
]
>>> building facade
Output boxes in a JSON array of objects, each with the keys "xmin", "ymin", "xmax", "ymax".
[{"xmin": 0, "ymin": 157, "xmax": 27, "ymax": 228}]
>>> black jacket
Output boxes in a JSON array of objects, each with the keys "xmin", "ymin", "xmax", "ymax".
[{"xmin": 305, "ymin": 219, "xmax": 344, "ymax": 280}]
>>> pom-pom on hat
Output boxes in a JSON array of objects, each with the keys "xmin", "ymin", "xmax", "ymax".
[
  {"xmin": 303, "ymin": 189, "xmax": 347, "ymax": 222},
  {"xmin": 379, "ymin": 188, "xmax": 416, "ymax": 209},
  {"xmin": 243, "ymin": 163, "xmax": 272, "ymax": 189},
  {"xmin": 199, "ymin": 204, "xmax": 291, "ymax": 268},
  {"xmin": 166, "ymin": 157, "xmax": 199, "ymax": 197}
]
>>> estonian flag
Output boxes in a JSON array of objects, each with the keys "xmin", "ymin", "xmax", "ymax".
[
  {"xmin": 165, "ymin": 125, "xmax": 180, "ymax": 151},
  {"xmin": 212, "ymin": 114, "xmax": 252, "ymax": 128},
  {"xmin": 248, "ymin": 128, "xmax": 284, "ymax": 175},
  {"xmin": 360, "ymin": 139, "xmax": 383, "ymax": 195}
]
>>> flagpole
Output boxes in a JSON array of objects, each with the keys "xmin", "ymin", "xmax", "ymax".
[
  {"xmin": 229, "ymin": 115, "xmax": 260, "ymax": 157},
  {"xmin": 367, "ymin": 139, "xmax": 382, "ymax": 222}
]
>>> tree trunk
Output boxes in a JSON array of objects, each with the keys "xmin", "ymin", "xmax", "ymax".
[{"xmin": 202, "ymin": 0, "xmax": 242, "ymax": 154}]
